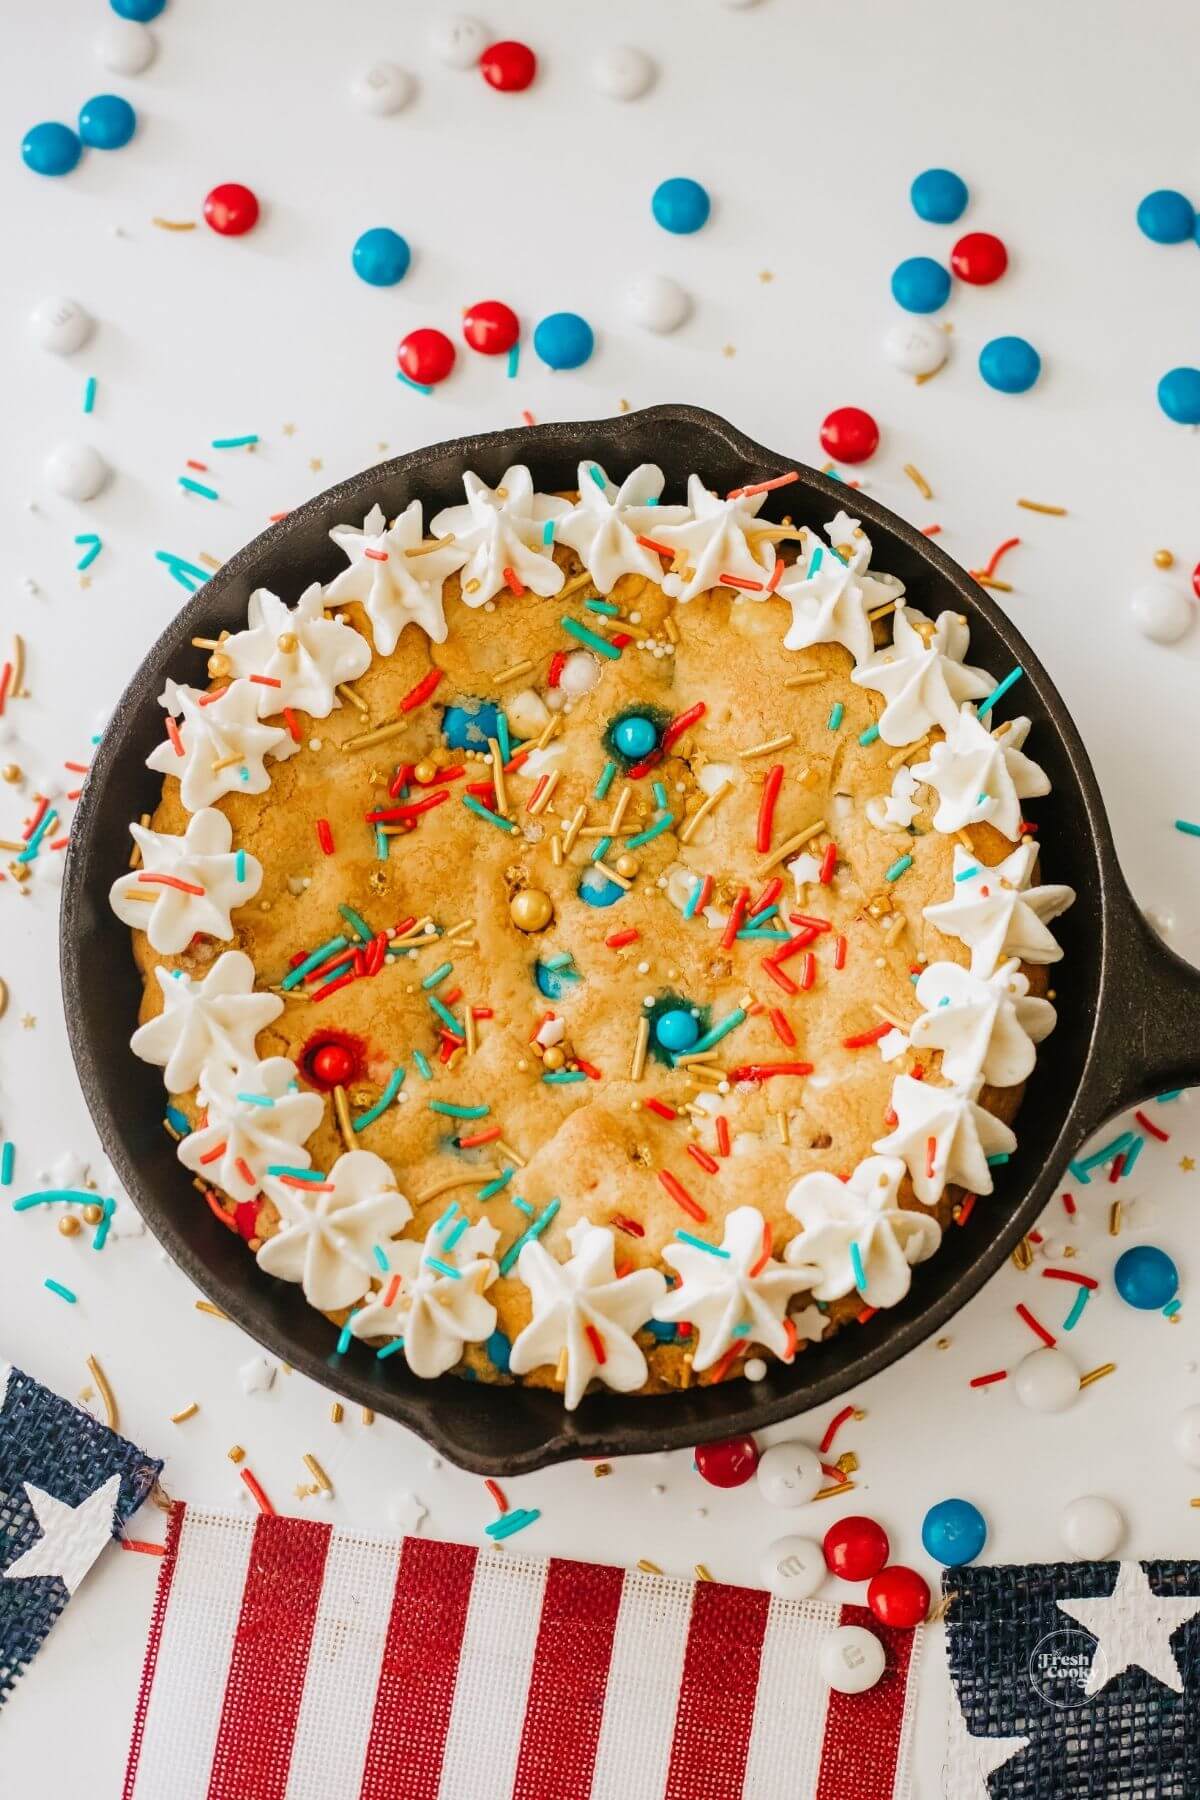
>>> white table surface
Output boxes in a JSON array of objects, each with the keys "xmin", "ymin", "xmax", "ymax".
[{"xmin": 3, "ymin": 0, "xmax": 1199, "ymax": 1792}]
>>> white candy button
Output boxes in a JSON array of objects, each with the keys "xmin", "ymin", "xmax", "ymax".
[
  {"xmin": 821, "ymin": 1625, "xmax": 886, "ymax": 1694},
  {"xmin": 1013, "ymin": 1346, "xmax": 1079, "ymax": 1413},
  {"xmin": 756, "ymin": 1441, "xmax": 823, "ymax": 1506},
  {"xmin": 93, "ymin": 19, "xmax": 156, "ymax": 74},
  {"xmin": 1130, "ymin": 581, "xmax": 1194, "ymax": 645},
  {"xmin": 1173, "ymin": 1404, "xmax": 1200, "ymax": 1468},
  {"xmin": 882, "ymin": 317, "xmax": 948, "ymax": 377},
  {"xmin": 429, "ymin": 14, "xmax": 489, "ymax": 68},
  {"xmin": 1060, "ymin": 1495, "xmax": 1124, "ymax": 1559},
  {"xmin": 44, "ymin": 442, "xmax": 110, "ymax": 502},
  {"xmin": 624, "ymin": 273, "xmax": 691, "ymax": 334},
  {"xmin": 349, "ymin": 62, "xmax": 416, "ymax": 115},
  {"xmin": 590, "ymin": 46, "xmax": 656, "ymax": 100},
  {"xmin": 760, "ymin": 1535, "xmax": 825, "ymax": 1600},
  {"xmin": 29, "ymin": 296, "xmax": 93, "ymax": 356}
]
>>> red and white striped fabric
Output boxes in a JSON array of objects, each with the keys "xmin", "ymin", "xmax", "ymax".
[{"xmin": 123, "ymin": 1505, "xmax": 921, "ymax": 1800}]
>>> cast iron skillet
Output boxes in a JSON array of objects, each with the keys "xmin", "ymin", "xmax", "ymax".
[{"xmin": 61, "ymin": 404, "xmax": 1200, "ymax": 1475}]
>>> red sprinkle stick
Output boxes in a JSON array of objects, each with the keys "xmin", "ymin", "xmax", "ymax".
[
  {"xmin": 1135, "ymin": 1109, "xmax": 1170, "ymax": 1142},
  {"xmin": 969, "ymin": 1369, "xmax": 1008, "ymax": 1388},
  {"xmin": 834, "ymin": 934, "xmax": 848, "ymax": 970},
  {"xmin": 982, "ymin": 536, "xmax": 1020, "ymax": 578},
  {"xmin": 1061, "ymin": 1193, "xmax": 1077, "ymax": 1216},
  {"xmin": 484, "ymin": 1478, "xmax": 508, "ymax": 1514},
  {"xmin": 584, "ymin": 1323, "xmax": 607, "ymax": 1365},
  {"xmin": 120, "ymin": 1538, "xmax": 167, "ymax": 1556},
  {"xmin": 818, "ymin": 1404, "xmax": 856, "ymax": 1454},
  {"xmin": 240, "ymin": 1468, "xmax": 276, "ymax": 1516},
  {"xmin": 843, "ymin": 1021, "xmax": 890, "ymax": 1049},
  {"xmin": 721, "ymin": 886, "xmax": 750, "ymax": 950},
  {"xmin": 365, "ymin": 791, "xmax": 448, "ymax": 824},
  {"xmin": 645, "ymin": 1098, "xmax": 676, "ymax": 1120},
  {"xmin": 771, "ymin": 926, "xmax": 818, "ymax": 966},
  {"xmin": 757, "ymin": 764, "xmax": 784, "ymax": 854},
  {"xmin": 727, "ymin": 1061, "xmax": 814, "ymax": 1081},
  {"xmin": 502, "ymin": 566, "xmax": 525, "ymax": 597},
  {"xmin": 662, "ymin": 701, "xmax": 706, "ymax": 752},
  {"xmin": 1042, "ymin": 1268, "xmax": 1099, "ymax": 1289},
  {"xmin": 728, "ymin": 471, "xmax": 799, "ymax": 500},
  {"xmin": 657, "ymin": 1170, "xmax": 706, "ymax": 1222},
  {"xmin": 818, "ymin": 842, "xmax": 837, "ymax": 885},
  {"xmin": 768, "ymin": 1008, "xmax": 796, "ymax": 1047},
  {"xmin": 1015, "ymin": 1303, "xmax": 1056, "ymax": 1348},
  {"xmin": 636, "ymin": 533, "xmax": 677, "ymax": 559},
  {"xmin": 687, "ymin": 1143, "xmax": 719, "ymax": 1174},
  {"xmin": 138, "ymin": 872, "xmax": 206, "ymax": 896},
  {"xmin": 316, "ymin": 818, "xmax": 334, "ymax": 855},
  {"xmin": 714, "ymin": 1116, "xmax": 731, "ymax": 1158},
  {"xmin": 762, "ymin": 959, "xmax": 798, "ymax": 995},
  {"xmin": 605, "ymin": 927, "xmax": 640, "ymax": 949},
  {"xmin": 398, "ymin": 669, "xmax": 444, "ymax": 713}
]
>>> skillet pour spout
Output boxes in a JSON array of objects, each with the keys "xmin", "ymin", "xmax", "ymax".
[{"xmin": 60, "ymin": 403, "xmax": 1200, "ymax": 1474}]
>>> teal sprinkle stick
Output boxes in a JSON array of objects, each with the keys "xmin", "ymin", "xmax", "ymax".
[
  {"xmin": 377, "ymin": 1337, "xmax": 406, "ymax": 1359},
  {"xmin": 591, "ymin": 836, "xmax": 614, "ymax": 863},
  {"xmin": 154, "ymin": 550, "xmax": 209, "ymax": 593},
  {"xmin": 678, "ymin": 1006, "xmax": 747, "ymax": 1061},
  {"xmin": 74, "ymin": 532, "xmax": 102, "ymax": 571},
  {"xmin": 977, "ymin": 665, "xmax": 1024, "ymax": 719},
  {"xmin": 1062, "ymin": 1287, "xmax": 1090, "ymax": 1331},
  {"xmin": 884, "ymin": 854, "xmax": 913, "ymax": 882},
  {"xmin": 587, "ymin": 599, "xmax": 620, "ymax": 616},
  {"xmin": 542, "ymin": 952, "xmax": 574, "ymax": 972},
  {"xmin": 810, "ymin": 546, "xmax": 824, "ymax": 574},
  {"xmin": 338, "ymin": 904, "xmax": 373, "ymax": 944},
  {"xmin": 675, "ymin": 1230, "xmax": 730, "ymax": 1258},
  {"xmin": 463, "ymin": 794, "xmax": 518, "ymax": 834},
  {"xmin": 542, "ymin": 1069, "xmax": 588, "ymax": 1084},
  {"xmin": 560, "ymin": 616, "xmax": 621, "ymax": 660},
  {"xmin": 478, "ymin": 1168, "xmax": 515, "ymax": 1200},
  {"xmin": 165, "ymin": 1105, "xmax": 188, "ymax": 1136},
  {"xmin": 443, "ymin": 1214, "xmax": 470, "ymax": 1251},
  {"xmin": 413, "ymin": 1049, "xmax": 433, "ymax": 1080},
  {"xmin": 1122, "ymin": 1135, "xmax": 1146, "ymax": 1177},
  {"xmin": 396, "ymin": 370, "xmax": 433, "ymax": 396},
  {"xmin": 427, "ymin": 994, "xmax": 463, "ymax": 1034},
  {"xmin": 625, "ymin": 813, "xmax": 676, "ymax": 849},
  {"xmin": 424, "ymin": 1255, "xmax": 461, "ymax": 1280},
  {"xmin": 211, "ymin": 434, "xmax": 259, "ymax": 449},
  {"xmin": 353, "ymin": 1068, "xmax": 405, "ymax": 1132},
  {"xmin": 954, "ymin": 864, "xmax": 981, "ymax": 882},
  {"xmin": 334, "ymin": 1309, "xmax": 360, "ymax": 1355},
  {"xmin": 595, "ymin": 760, "xmax": 617, "ymax": 801},
  {"xmin": 827, "ymin": 702, "xmax": 845, "ymax": 732},
  {"xmin": 235, "ymin": 848, "xmax": 246, "ymax": 882},
  {"xmin": 421, "ymin": 961, "xmax": 453, "ymax": 991},
  {"xmin": 82, "ymin": 375, "xmax": 97, "ymax": 414},
  {"xmin": 44, "ymin": 1279, "xmax": 77, "ymax": 1304},
  {"xmin": 859, "ymin": 723, "xmax": 880, "ymax": 746},
  {"xmin": 266, "ymin": 1166, "xmax": 327, "ymax": 1182},
  {"xmin": 849, "ymin": 1241, "xmax": 868, "ymax": 1293},
  {"xmin": 486, "ymin": 1507, "xmax": 541, "ymax": 1541},
  {"xmin": 14, "ymin": 1189, "xmax": 96, "ymax": 1211},
  {"xmin": 499, "ymin": 1199, "xmax": 561, "ymax": 1277},
  {"xmin": 373, "ymin": 1244, "xmax": 390, "ymax": 1273},
  {"xmin": 652, "ymin": 781, "xmax": 669, "ymax": 810},
  {"xmin": 17, "ymin": 810, "xmax": 58, "ymax": 862},
  {"xmin": 506, "ymin": 342, "xmax": 520, "ymax": 379},
  {"xmin": 92, "ymin": 1197, "xmax": 115, "ymax": 1252},
  {"xmin": 542, "ymin": 519, "xmax": 555, "ymax": 547},
  {"xmin": 512, "ymin": 1196, "xmax": 535, "ymax": 1217},
  {"xmin": 682, "ymin": 875, "xmax": 705, "ymax": 921},
  {"xmin": 1174, "ymin": 820, "xmax": 1200, "ymax": 838},
  {"xmin": 376, "ymin": 827, "xmax": 388, "ymax": 861},
  {"xmin": 429, "ymin": 1100, "xmax": 490, "ymax": 1119},
  {"xmin": 589, "ymin": 464, "xmax": 607, "ymax": 489},
  {"xmin": 0, "ymin": 1143, "xmax": 14, "ymax": 1186},
  {"xmin": 282, "ymin": 935, "xmax": 348, "ymax": 989},
  {"xmin": 178, "ymin": 476, "xmax": 219, "ymax": 501}
]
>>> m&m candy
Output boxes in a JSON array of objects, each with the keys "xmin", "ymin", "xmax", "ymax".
[
  {"xmin": 398, "ymin": 328, "xmax": 456, "ymax": 386},
  {"xmin": 462, "ymin": 299, "xmax": 519, "ymax": 355},
  {"xmin": 921, "ymin": 1498, "xmax": 987, "ymax": 1566},
  {"xmin": 821, "ymin": 1625, "xmax": 887, "ymax": 1693},
  {"xmin": 480, "ymin": 40, "xmax": 537, "ymax": 92},
  {"xmin": 652, "ymin": 176, "xmax": 711, "ymax": 235},
  {"xmin": 910, "ymin": 167, "xmax": 968, "ymax": 224},
  {"xmin": 94, "ymin": 19, "xmax": 156, "ymax": 73},
  {"xmin": 43, "ymin": 441, "xmax": 110, "ymax": 501},
  {"xmin": 890, "ymin": 256, "xmax": 951, "ymax": 314},
  {"xmin": 29, "ymin": 296, "xmax": 93, "ymax": 355},
  {"xmin": 755, "ymin": 1442, "xmax": 823, "ymax": 1507},
  {"xmin": 1113, "ymin": 1244, "xmax": 1179, "ymax": 1310},
  {"xmin": 882, "ymin": 317, "xmax": 948, "ymax": 377},
  {"xmin": 819, "ymin": 406, "xmax": 879, "ymax": 464},
  {"xmin": 533, "ymin": 311, "xmax": 594, "ymax": 370},
  {"xmin": 590, "ymin": 45, "xmax": 656, "ymax": 101},
  {"xmin": 1060, "ymin": 1495, "xmax": 1124, "ymax": 1559},
  {"xmin": 1158, "ymin": 367, "xmax": 1200, "ymax": 425},
  {"xmin": 429, "ymin": 14, "xmax": 488, "ymax": 68},
  {"xmin": 624, "ymin": 273, "xmax": 691, "ymax": 334},
  {"xmin": 78, "ymin": 93, "xmax": 137, "ymax": 150},
  {"xmin": 1136, "ymin": 188, "xmax": 1195, "ymax": 244},
  {"xmin": 110, "ymin": 0, "xmax": 165, "ymax": 17},
  {"xmin": 1129, "ymin": 581, "xmax": 1194, "ymax": 644},
  {"xmin": 1013, "ymin": 1346, "xmax": 1078, "ymax": 1412},
  {"xmin": 694, "ymin": 1434, "xmax": 759, "ymax": 1487},
  {"xmin": 204, "ymin": 182, "xmax": 260, "ymax": 236},
  {"xmin": 349, "ymin": 62, "xmax": 416, "ymax": 115},
  {"xmin": 866, "ymin": 1565, "xmax": 930, "ymax": 1628},
  {"xmin": 823, "ymin": 1514, "xmax": 890, "ymax": 1581},
  {"xmin": 979, "ymin": 335, "xmax": 1041, "ymax": 394},
  {"xmin": 22, "ymin": 122, "xmax": 82, "ymax": 178},
  {"xmin": 352, "ymin": 227, "xmax": 411, "ymax": 287},
  {"xmin": 950, "ymin": 231, "xmax": 1007, "ymax": 285}
]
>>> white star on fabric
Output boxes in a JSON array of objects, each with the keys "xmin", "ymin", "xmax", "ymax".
[
  {"xmin": 912, "ymin": 707, "xmax": 1050, "ymax": 839},
  {"xmin": 221, "ymin": 582, "xmax": 371, "ymax": 716},
  {"xmin": 850, "ymin": 606, "xmax": 992, "ymax": 746},
  {"xmin": 554, "ymin": 461, "xmax": 690, "ymax": 594},
  {"xmin": 945, "ymin": 1679, "xmax": 1029, "ymax": 1800},
  {"xmin": 924, "ymin": 842, "xmax": 1076, "ymax": 978},
  {"xmin": 109, "ymin": 808, "xmax": 262, "ymax": 955},
  {"xmin": 2, "ymin": 1473, "xmax": 121, "ymax": 1595},
  {"xmin": 873, "ymin": 1074, "xmax": 1016, "ymax": 1207},
  {"xmin": 146, "ymin": 678, "xmax": 297, "ymax": 813},
  {"xmin": 131, "ymin": 950, "xmax": 283, "ymax": 1094},
  {"xmin": 651, "ymin": 474, "xmax": 775, "ymax": 603},
  {"xmin": 326, "ymin": 502, "xmax": 468, "ymax": 650},
  {"xmin": 429, "ymin": 465, "xmax": 568, "ymax": 607},
  {"xmin": 1057, "ymin": 1561, "xmax": 1200, "ymax": 1697}
]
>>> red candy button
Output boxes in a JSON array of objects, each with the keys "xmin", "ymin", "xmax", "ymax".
[
  {"xmin": 866, "ymin": 1564, "xmax": 931, "ymax": 1629},
  {"xmin": 819, "ymin": 406, "xmax": 879, "ymax": 465},
  {"xmin": 823, "ymin": 1514, "xmax": 890, "ymax": 1582},
  {"xmin": 480, "ymin": 40, "xmax": 537, "ymax": 92},
  {"xmin": 398, "ymin": 327, "xmax": 456, "ymax": 386},
  {"xmin": 310, "ymin": 1043, "xmax": 356, "ymax": 1087},
  {"xmin": 694, "ymin": 1434, "xmax": 759, "ymax": 1488},
  {"xmin": 1192, "ymin": 560, "xmax": 1200, "ymax": 602},
  {"xmin": 203, "ymin": 182, "xmax": 260, "ymax": 237},
  {"xmin": 463, "ymin": 299, "xmax": 520, "ymax": 356},
  {"xmin": 950, "ymin": 230, "xmax": 1008, "ymax": 285}
]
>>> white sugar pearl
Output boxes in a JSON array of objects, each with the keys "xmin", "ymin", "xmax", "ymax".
[
  {"xmin": 1130, "ymin": 581, "xmax": 1194, "ymax": 645},
  {"xmin": 590, "ymin": 45, "xmax": 656, "ymax": 100},
  {"xmin": 429, "ymin": 14, "xmax": 489, "ymax": 67},
  {"xmin": 29, "ymin": 296, "xmax": 93, "ymax": 356},
  {"xmin": 93, "ymin": 18, "xmax": 156, "ymax": 74},
  {"xmin": 560, "ymin": 650, "xmax": 601, "ymax": 697},
  {"xmin": 625, "ymin": 273, "xmax": 692, "ymax": 334},
  {"xmin": 760, "ymin": 1535, "xmax": 824, "ymax": 1599},
  {"xmin": 43, "ymin": 441, "xmax": 110, "ymax": 502},
  {"xmin": 821, "ymin": 1625, "xmax": 886, "ymax": 1694},
  {"xmin": 756, "ymin": 1441, "xmax": 823, "ymax": 1506},
  {"xmin": 1014, "ymin": 1346, "xmax": 1078, "ymax": 1413},
  {"xmin": 745, "ymin": 1356, "xmax": 768, "ymax": 1381},
  {"xmin": 1173, "ymin": 1403, "xmax": 1200, "ymax": 1467},
  {"xmin": 883, "ymin": 317, "xmax": 948, "ymax": 377},
  {"xmin": 349, "ymin": 61, "xmax": 416, "ymax": 115},
  {"xmin": 1060, "ymin": 1495, "xmax": 1124, "ymax": 1559}
]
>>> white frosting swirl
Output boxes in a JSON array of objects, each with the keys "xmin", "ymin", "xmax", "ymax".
[
  {"xmin": 326, "ymin": 501, "xmax": 468, "ymax": 650},
  {"xmin": 430, "ymin": 465, "xmax": 568, "ymax": 607},
  {"xmin": 554, "ymin": 462, "xmax": 690, "ymax": 594},
  {"xmin": 109, "ymin": 808, "xmax": 261, "ymax": 954},
  {"xmin": 221, "ymin": 582, "xmax": 371, "ymax": 716},
  {"xmin": 651, "ymin": 475, "xmax": 775, "ymax": 603},
  {"xmin": 508, "ymin": 1218, "xmax": 668, "ymax": 1409},
  {"xmin": 653, "ymin": 1204, "xmax": 814, "ymax": 1371},
  {"xmin": 147, "ymin": 678, "xmax": 297, "ymax": 812},
  {"xmin": 924, "ymin": 842, "xmax": 1075, "ymax": 977},
  {"xmin": 850, "ymin": 606, "xmax": 992, "ymax": 746},
  {"xmin": 909, "ymin": 957, "xmax": 1056, "ymax": 1087},
  {"xmin": 873, "ymin": 1073, "xmax": 1017, "ymax": 1207},
  {"xmin": 349, "ymin": 1215, "xmax": 499, "ymax": 1378},
  {"xmin": 177, "ymin": 1055, "xmax": 324, "ymax": 1204},
  {"xmin": 911, "ymin": 708, "xmax": 1049, "ymax": 839},
  {"xmin": 130, "ymin": 949, "xmax": 282, "ymax": 1092},
  {"xmin": 784, "ymin": 1154, "xmax": 942, "ymax": 1308},
  {"xmin": 777, "ymin": 512, "xmax": 904, "ymax": 665},
  {"xmin": 256, "ymin": 1149, "xmax": 412, "ymax": 1312}
]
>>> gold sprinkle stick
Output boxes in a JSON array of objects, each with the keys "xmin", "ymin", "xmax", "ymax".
[
  {"xmin": 332, "ymin": 1085, "xmax": 356, "ymax": 1152},
  {"xmin": 1017, "ymin": 498, "xmax": 1067, "ymax": 515},
  {"xmin": 86, "ymin": 1355, "xmax": 118, "ymax": 1431},
  {"xmin": 757, "ymin": 818, "xmax": 827, "ymax": 874},
  {"xmin": 630, "ymin": 1016, "xmax": 650, "ymax": 1082},
  {"xmin": 678, "ymin": 779, "xmax": 733, "ymax": 846},
  {"xmin": 903, "ymin": 464, "xmax": 933, "ymax": 499}
]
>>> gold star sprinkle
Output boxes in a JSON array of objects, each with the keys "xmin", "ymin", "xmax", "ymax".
[
  {"xmin": 20, "ymin": 1014, "xmax": 36, "ymax": 1029},
  {"xmin": 282, "ymin": 423, "xmax": 296, "ymax": 436},
  {"xmin": 758, "ymin": 270, "xmax": 775, "ymax": 283},
  {"xmin": 722, "ymin": 344, "xmax": 737, "ymax": 358},
  {"xmin": 79, "ymin": 576, "xmax": 92, "ymax": 590},
  {"xmin": 1181, "ymin": 1156, "xmax": 1195, "ymax": 1172},
  {"xmin": 309, "ymin": 458, "xmax": 323, "ymax": 473}
]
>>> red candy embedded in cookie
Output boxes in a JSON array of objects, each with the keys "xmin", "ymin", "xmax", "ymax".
[
  {"xmin": 950, "ymin": 230, "xmax": 1008, "ymax": 285},
  {"xmin": 203, "ymin": 182, "xmax": 260, "ymax": 237},
  {"xmin": 694, "ymin": 1434, "xmax": 759, "ymax": 1488},
  {"xmin": 301, "ymin": 1033, "xmax": 364, "ymax": 1091},
  {"xmin": 819, "ymin": 406, "xmax": 879, "ymax": 465},
  {"xmin": 462, "ymin": 299, "xmax": 520, "ymax": 356},
  {"xmin": 398, "ymin": 327, "xmax": 456, "ymax": 387},
  {"xmin": 866, "ymin": 1564, "xmax": 931, "ymax": 1628},
  {"xmin": 480, "ymin": 40, "xmax": 537, "ymax": 92},
  {"xmin": 1192, "ymin": 560, "xmax": 1200, "ymax": 602},
  {"xmin": 823, "ymin": 1514, "xmax": 890, "ymax": 1581}
]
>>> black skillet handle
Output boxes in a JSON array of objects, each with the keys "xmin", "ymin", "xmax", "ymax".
[{"xmin": 1082, "ymin": 877, "xmax": 1200, "ymax": 1127}]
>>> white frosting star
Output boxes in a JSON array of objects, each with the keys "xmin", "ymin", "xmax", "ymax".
[
  {"xmin": 130, "ymin": 950, "xmax": 283, "ymax": 1093},
  {"xmin": 912, "ymin": 708, "xmax": 1050, "ymax": 839},
  {"xmin": 257, "ymin": 1149, "xmax": 412, "ymax": 1312},
  {"xmin": 109, "ymin": 808, "xmax": 262, "ymax": 954},
  {"xmin": 776, "ymin": 513, "xmax": 903, "ymax": 666},
  {"xmin": 909, "ymin": 959, "xmax": 1057, "ymax": 1088},
  {"xmin": 429, "ymin": 465, "xmax": 568, "ymax": 607},
  {"xmin": 653, "ymin": 1205, "xmax": 814, "ymax": 1372},
  {"xmin": 350, "ymin": 1215, "xmax": 499, "ymax": 1378},
  {"xmin": 866, "ymin": 762, "xmax": 921, "ymax": 831},
  {"xmin": 554, "ymin": 462, "xmax": 690, "ymax": 594},
  {"xmin": 924, "ymin": 842, "xmax": 1076, "ymax": 977},
  {"xmin": 177, "ymin": 1056, "xmax": 324, "ymax": 1204},
  {"xmin": 146, "ymin": 678, "xmax": 297, "ymax": 812},
  {"xmin": 651, "ymin": 475, "xmax": 775, "ymax": 603},
  {"xmin": 873, "ymin": 1074, "xmax": 1016, "ymax": 1207},
  {"xmin": 326, "ymin": 501, "xmax": 468, "ymax": 650},
  {"xmin": 784, "ymin": 1155, "xmax": 942, "ymax": 1308},
  {"xmin": 508, "ymin": 1219, "xmax": 668, "ymax": 1410},
  {"xmin": 221, "ymin": 582, "xmax": 370, "ymax": 715},
  {"xmin": 1056, "ymin": 1562, "xmax": 1200, "ymax": 1697},
  {"xmin": 2, "ymin": 1472, "xmax": 121, "ymax": 1595},
  {"xmin": 850, "ymin": 606, "xmax": 992, "ymax": 746}
]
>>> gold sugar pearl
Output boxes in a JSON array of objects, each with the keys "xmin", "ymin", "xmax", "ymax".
[
  {"xmin": 615, "ymin": 853, "xmax": 639, "ymax": 879},
  {"xmin": 542, "ymin": 1046, "xmax": 566, "ymax": 1072},
  {"xmin": 82, "ymin": 1203, "xmax": 104, "ymax": 1225},
  {"xmin": 1, "ymin": 763, "xmax": 20, "ymax": 783},
  {"xmin": 277, "ymin": 631, "xmax": 299, "ymax": 652},
  {"xmin": 413, "ymin": 759, "xmax": 438, "ymax": 785},
  {"xmin": 510, "ymin": 889, "xmax": 554, "ymax": 933},
  {"xmin": 1153, "ymin": 549, "xmax": 1175, "ymax": 570},
  {"xmin": 58, "ymin": 1215, "xmax": 81, "ymax": 1238},
  {"xmin": 207, "ymin": 653, "xmax": 231, "ymax": 679}
]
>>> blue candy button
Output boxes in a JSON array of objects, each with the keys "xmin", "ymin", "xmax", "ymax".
[
  {"xmin": 578, "ymin": 867, "xmax": 623, "ymax": 908},
  {"xmin": 652, "ymin": 176, "xmax": 711, "ymax": 235},
  {"xmin": 613, "ymin": 715, "xmax": 657, "ymax": 759},
  {"xmin": 22, "ymin": 121, "xmax": 82, "ymax": 177},
  {"xmin": 533, "ymin": 311, "xmax": 594, "ymax": 370},
  {"xmin": 655, "ymin": 1008, "xmax": 699, "ymax": 1053},
  {"xmin": 1114, "ymin": 1244, "xmax": 1179, "ymax": 1310},
  {"xmin": 1136, "ymin": 188, "xmax": 1195, "ymax": 244},
  {"xmin": 486, "ymin": 1329, "xmax": 511, "ymax": 1373},
  {"xmin": 1157, "ymin": 367, "xmax": 1200, "ymax": 424},
  {"xmin": 890, "ymin": 256, "xmax": 951, "ymax": 314},
  {"xmin": 352, "ymin": 226, "xmax": 411, "ymax": 287},
  {"xmin": 111, "ymin": 0, "xmax": 166, "ymax": 15},
  {"xmin": 910, "ymin": 168, "xmax": 968, "ymax": 224},
  {"xmin": 78, "ymin": 94, "xmax": 137, "ymax": 150},
  {"xmin": 921, "ymin": 1497, "xmax": 987, "ymax": 1566},
  {"xmin": 979, "ymin": 335, "xmax": 1042, "ymax": 394}
]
